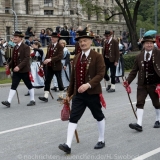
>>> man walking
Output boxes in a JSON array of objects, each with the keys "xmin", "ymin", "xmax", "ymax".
[
  {"xmin": 124, "ymin": 34, "xmax": 160, "ymax": 131},
  {"xmin": 39, "ymin": 32, "xmax": 64, "ymax": 102},
  {"xmin": 58, "ymin": 31, "xmax": 106, "ymax": 154},
  {"xmin": 102, "ymin": 30, "xmax": 119, "ymax": 92},
  {"xmin": 1, "ymin": 31, "xmax": 35, "ymax": 107}
]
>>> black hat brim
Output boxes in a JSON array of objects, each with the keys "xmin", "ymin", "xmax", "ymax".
[
  {"xmin": 141, "ymin": 39, "xmax": 156, "ymax": 44},
  {"xmin": 75, "ymin": 35, "xmax": 94, "ymax": 41},
  {"xmin": 13, "ymin": 33, "xmax": 24, "ymax": 37}
]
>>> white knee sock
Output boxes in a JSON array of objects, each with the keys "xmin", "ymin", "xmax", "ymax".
[
  {"xmin": 137, "ymin": 109, "xmax": 144, "ymax": 126},
  {"xmin": 7, "ymin": 89, "xmax": 16, "ymax": 103},
  {"xmin": 155, "ymin": 109, "xmax": 160, "ymax": 122},
  {"xmin": 97, "ymin": 118, "xmax": 105, "ymax": 142},
  {"xmin": 29, "ymin": 88, "xmax": 35, "ymax": 101},
  {"xmin": 66, "ymin": 122, "xmax": 77, "ymax": 148},
  {"xmin": 44, "ymin": 91, "xmax": 49, "ymax": 98},
  {"xmin": 111, "ymin": 84, "xmax": 115, "ymax": 89}
]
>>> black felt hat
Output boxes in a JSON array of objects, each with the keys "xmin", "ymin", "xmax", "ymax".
[
  {"xmin": 141, "ymin": 36, "xmax": 156, "ymax": 43},
  {"xmin": 75, "ymin": 31, "xmax": 94, "ymax": 41},
  {"xmin": 104, "ymin": 30, "xmax": 112, "ymax": 36},
  {"xmin": 13, "ymin": 31, "xmax": 24, "ymax": 37},
  {"xmin": 51, "ymin": 32, "xmax": 60, "ymax": 38}
]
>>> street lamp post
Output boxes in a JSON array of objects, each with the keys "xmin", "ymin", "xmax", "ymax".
[{"xmin": 5, "ymin": 8, "xmax": 18, "ymax": 31}]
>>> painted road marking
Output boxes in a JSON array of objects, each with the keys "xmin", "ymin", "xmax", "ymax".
[
  {"xmin": 0, "ymin": 118, "xmax": 60, "ymax": 135},
  {"xmin": 133, "ymin": 147, "xmax": 160, "ymax": 160}
]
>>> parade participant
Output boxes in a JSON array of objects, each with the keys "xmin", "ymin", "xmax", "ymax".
[
  {"xmin": 38, "ymin": 32, "xmax": 64, "ymax": 102},
  {"xmin": 58, "ymin": 31, "xmax": 106, "ymax": 154},
  {"xmin": 123, "ymin": 34, "xmax": 160, "ymax": 131},
  {"xmin": 103, "ymin": 30, "xmax": 119, "ymax": 92},
  {"xmin": 24, "ymin": 41, "xmax": 45, "ymax": 96},
  {"xmin": 115, "ymin": 38, "xmax": 125, "ymax": 83},
  {"xmin": 1, "ymin": 31, "xmax": 35, "ymax": 107},
  {"xmin": 51, "ymin": 39, "xmax": 70, "ymax": 99}
]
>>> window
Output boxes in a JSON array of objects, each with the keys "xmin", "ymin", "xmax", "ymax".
[
  {"xmin": 44, "ymin": 0, "xmax": 53, "ymax": 7},
  {"xmin": 25, "ymin": 0, "xmax": 30, "ymax": 14},
  {"xmin": 97, "ymin": 30, "xmax": 100, "ymax": 35},
  {"xmin": 5, "ymin": 7, "xmax": 10, "ymax": 14},
  {"xmin": 70, "ymin": 10, "xmax": 74, "ymax": 15},
  {"xmin": 6, "ymin": 27, "xmax": 10, "ymax": 42},
  {"xmin": 44, "ymin": 10, "xmax": 53, "ymax": 15}
]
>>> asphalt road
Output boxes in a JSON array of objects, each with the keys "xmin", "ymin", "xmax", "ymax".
[{"xmin": 0, "ymin": 76, "xmax": 160, "ymax": 160}]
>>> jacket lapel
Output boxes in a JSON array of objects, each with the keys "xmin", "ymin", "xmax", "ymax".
[{"xmin": 85, "ymin": 50, "xmax": 92, "ymax": 75}]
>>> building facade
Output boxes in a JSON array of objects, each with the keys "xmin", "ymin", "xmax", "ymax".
[{"xmin": 0, "ymin": 0, "xmax": 127, "ymax": 41}]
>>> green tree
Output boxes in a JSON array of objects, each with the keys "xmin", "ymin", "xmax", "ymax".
[{"xmin": 80, "ymin": 0, "xmax": 141, "ymax": 50}]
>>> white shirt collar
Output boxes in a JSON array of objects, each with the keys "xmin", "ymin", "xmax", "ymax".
[
  {"xmin": 82, "ymin": 49, "xmax": 91, "ymax": 58},
  {"xmin": 17, "ymin": 40, "xmax": 23, "ymax": 47},
  {"xmin": 108, "ymin": 37, "xmax": 112, "ymax": 44},
  {"xmin": 144, "ymin": 50, "xmax": 152, "ymax": 61},
  {"xmin": 53, "ymin": 42, "xmax": 57, "ymax": 47}
]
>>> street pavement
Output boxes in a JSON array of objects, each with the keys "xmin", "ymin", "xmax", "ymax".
[{"xmin": 0, "ymin": 75, "xmax": 160, "ymax": 160}]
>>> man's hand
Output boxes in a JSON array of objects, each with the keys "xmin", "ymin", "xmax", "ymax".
[
  {"xmin": 123, "ymin": 81, "xmax": 129, "ymax": 87},
  {"xmin": 78, "ymin": 83, "xmax": 90, "ymax": 93},
  {"xmin": 63, "ymin": 66, "xmax": 67, "ymax": 70},
  {"xmin": 43, "ymin": 58, "xmax": 51, "ymax": 64},
  {"xmin": 5, "ymin": 65, "xmax": 9, "ymax": 70},
  {"xmin": 13, "ymin": 66, "xmax": 20, "ymax": 72},
  {"xmin": 114, "ymin": 62, "xmax": 118, "ymax": 66}
]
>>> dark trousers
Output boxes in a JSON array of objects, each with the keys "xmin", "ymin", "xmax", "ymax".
[
  {"xmin": 44, "ymin": 66, "xmax": 64, "ymax": 91},
  {"xmin": 137, "ymin": 85, "xmax": 160, "ymax": 109},
  {"xmin": 104, "ymin": 58, "xmax": 116, "ymax": 84},
  {"xmin": 69, "ymin": 92, "xmax": 105, "ymax": 123},
  {"xmin": 11, "ymin": 72, "xmax": 33, "ymax": 90}
]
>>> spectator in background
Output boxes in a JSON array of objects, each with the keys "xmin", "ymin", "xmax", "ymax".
[
  {"xmin": 121, "ymin": 31, "xmax": 129, "ymax": 52},
  {"xmin": 40, "ymin": 29, "xmax": 46, "ymax": 47},
  {"xmin": 25, "ymin": 27, "xmax": 35, "ymax": 38},
  {"xmin": 46, "ymin": 28, "xmax": 52, "ymax": 46},
  {"xmin": 60, "ymin": 25, "xmax": 70, "ymax": 45},
  {"xmin": 69, "ymin": 27, "xmax": 76, "ymax": 45},
  {"xmin": 25, "ymin": 35, "xmax": 34, "ymax": 46},
  {"xmin": 56, "ymin": 26, "xmax": 61, "ymax": 34},
  {"xmin": 93, "ymin": 35, "xmax": 102, "ymax": 46}
]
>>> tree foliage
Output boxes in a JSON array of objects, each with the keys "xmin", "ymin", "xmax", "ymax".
[{"xmin": 79, "ymin": 0, "xmax": 160, "ymax": 51}]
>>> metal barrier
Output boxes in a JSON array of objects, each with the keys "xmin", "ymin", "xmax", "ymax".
[{"xmin": 5, "ymin": 46, "xmax": 103, "ymax": 59}]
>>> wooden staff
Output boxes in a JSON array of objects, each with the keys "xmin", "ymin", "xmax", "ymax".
[
  {"xmin": 122, "ymin": 76, "xmax": 137, "ymax": 119},
  {"xmin": 37, "ymin": 63, "xmax": 54, "ymax": 99}
]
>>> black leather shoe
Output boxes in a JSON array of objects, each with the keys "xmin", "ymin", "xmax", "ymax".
[
  {"xmin": 106, "ymin": 85, "xmax": 111, "ymax": 91},
  {"xmin": 153, "ymin": 121, "xmax": 160, "ymax": 128},
  {"xmin": 27, "ymin": 100, "xmax": 36, "ymax": 106},
  {"xmin": 58, "ymin": 143, "xmax": 71, "ymax": 154},
  {"xmin": 129, "ymin": 123, "xmax": 143, "ymax": 132},
  {"xmin": 108, "ymin": 88, "xmax": 115, "ymax": 92},
  {"xmin": 94, "ymin": 141, "xmax": 105, "ymax": 149},
  {"xmin": 51, "ymin": 87, "xmax": 57, "ymax": 92},
  {"xmin": 57, "ymin": 97, "xmax": 63, "ymax": 101},
  {"xmin": 24, "ymin": 92, "xmax": 30, "ymax": 96},
  {"xmin": 39, "ymin": 97, "xmax": 48, "ymax": 102},
  {"xmin": 1, "ymin": 101, "xmax": 10, "ymax": 107}
]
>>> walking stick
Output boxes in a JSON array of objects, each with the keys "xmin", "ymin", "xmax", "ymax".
[
  {"xmin": 37, "ymin": 63, "xmax": 54, "ymax": 99},
  {"xmin": 4, "ymin": 62, "xmax": 20, "ymax": 104},
  {"xmin": 122, "ymin": 76, "xmax": 137, "ymax": 119}
]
